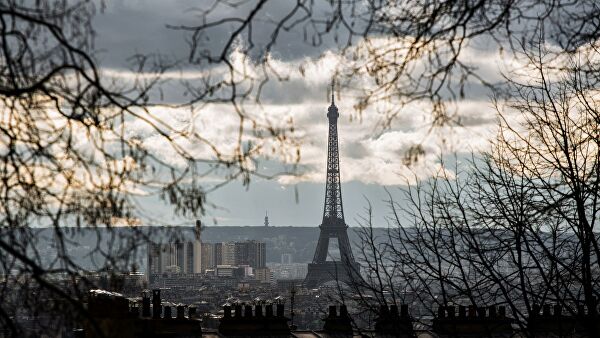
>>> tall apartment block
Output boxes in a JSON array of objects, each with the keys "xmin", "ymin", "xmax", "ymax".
[
  {"xmin": 198, "ymin": 240, "xmax": 266, "ymax": 272},
  {"xmin": 147, "ymin": 221, "xmax": 202, "ymax": 283}
]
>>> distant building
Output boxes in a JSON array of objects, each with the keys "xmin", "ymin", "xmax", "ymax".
[
  {"xmin": 147, "ymin": 221, "xmax": 202, "ymax": 282},
  {"xmin": 222, "ymin": 242, "xmax": 236, "ymax": 265},
  {"xmin": 268, "ymin": 263, "xmax": 308, "ymax": 280},
  {"xmin": 200, "ymin": 240, "xmax": 267, "ymax": 271},
  {"xmin": 281, "ymin": 253, "xmax": 293, "ymax": 264},
  {"xmin": 214, "ymin": 242, "xmax": 223, "ymax": 266},
  {"xmin": 216, "ymin": 265, "xmax": 245, "ymax": 278},
  {"xmin": 234, "ymin": 240, "xmax": 266, "ymax": 269},
  {"xmin": 255, "ymin": 267, "xmax": 273, "ymax": 284},
  {"xmin": 147, "ymin": 242, "xmax": 201, "ymax": 282},
  {"xmin": 200, "ymin": 242, "xmax": 215, "ymax": 273}
]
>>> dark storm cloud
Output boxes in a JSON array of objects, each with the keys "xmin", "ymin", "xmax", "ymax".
[{"xmin": 92, "ymin": 0, "xmax": 342, "ymax": 69}]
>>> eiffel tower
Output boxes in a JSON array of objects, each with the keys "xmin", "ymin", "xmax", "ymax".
[{"xmin": 304, "ymin": 82, "xmax": 360, "ymax": 288}]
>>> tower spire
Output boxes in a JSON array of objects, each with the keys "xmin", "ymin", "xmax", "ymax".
[
  {"xmin": 331, "ymin": 79, "xmax": 335, "ymax": 106},
  {"xmin": 264, "ymin": 211, "xmax": 269, "ymax": 227}
]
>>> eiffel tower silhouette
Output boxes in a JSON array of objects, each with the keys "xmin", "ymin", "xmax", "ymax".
[{"xmin": 304, "ymin": 81, "xmax": 360, "ymax": 288}]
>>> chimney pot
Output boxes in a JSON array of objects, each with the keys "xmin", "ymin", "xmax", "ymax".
[
  {"xmin": 152, "ymin": 289, "xmax": 162, "ymax": 319},
  {"xmin": 390, "ymin": 305, "xmax": 399, "ymax": 317},
  {"xmin": 142, "ymin": 297, "xmax": 151, "ymax": 317},
  {"xmin": 468, "ymin": 305, "xmax": 476, "ymax": 317},
  {"xmin": 554, "ymin": 305, "xmax": 562, "ymax": 317},
  {"xmin": 245, "ymin": 305, "xmax": 253, "ymax": 318},
  {"xmin": 188, "ymin": 306, "xmax": 197, "ymax": 318},
  {"xmin": 177, "ymin": 305, "xmax": 185, "ymax": 319},
  {"xmin": 329, "ymin": 305, "xmax": 337, "ymax": 318},
  {"xmin": 164, "ymin": 305, "xmax": 172, "ymax": 319},
  {"xmin": 401, "ymin": 304, "xmax": 409, "ymax": 318},
  {"xmin": 543, "ymin": 304, "xmax": 551, "ymax": 316},
  {"xmin": 477, "ymin": 307, "xmax": 486, "ymax": 318},
  {"xmin": 255, "ymin": 304, "xmax": 263, "ymax": 317},
  {"xmin": 498, "ymin": 306, "xmax": 506, "ymax": 318},
  {"xmin": 266, "ymin": 304, "xmax": 274, "ymax": 317},
  {"xmin": 488, "ymin": 306, "xmax": 497, "ymax": 318},
  {"xmin": 276, "ymin": 303, "xmax": 285, "ymax": 317},
  {"xmin": 458, "ymin": 305, "xmax": 466, "ymax": 318},
  {"xmin": 437, "ymin": 306, "xmax": 446, "ymax": 318},
  {"xmin": 130, "ymin": 306, "xmax": 139, "ymax": 317},
  {"xmin": 447, "ymin": 305, "xmax": 456, "ymax": 318},
  {"xmin": 235, "ymin": 305, "xmax": 243, "ymax": 317}
]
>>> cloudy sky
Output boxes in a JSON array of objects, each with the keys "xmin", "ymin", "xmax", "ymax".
[{"xmin": 93, "ymin": 0, "xmax": 503, "ymax": 227}]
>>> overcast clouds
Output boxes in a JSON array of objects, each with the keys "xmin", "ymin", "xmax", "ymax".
[{"xmin": 92, "ymin": 1, "xmax": 506, "ymax": 227}]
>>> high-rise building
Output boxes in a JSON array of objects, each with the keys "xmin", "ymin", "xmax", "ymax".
[
  {"xmin": 281, "ymin": 253, "xmax": 293, "ymax": 264},
  {"xmin": 200, "ymin": 242, "xmax": 215, "ymax": 272},
  {"xmin": 214, "ymin": 242, "xmax": 223, "ymax": 266},
  {"xmin": 147, "ymin": 241, "xmax": 198, "ymax": 282},
  {"xmin": 222, "ymin": 242, "xmax": 236, "ymax": 265},
  {"xmin": 234, "ymin": 240, "xmax": 266, "ymax": 269},
  {"xmin": 147, "ymin": 220, "xmax": 204, "ymax": 282},
  {"xmin": 197, "ymin": 240, "xmax": 267, "ymax": 272}
]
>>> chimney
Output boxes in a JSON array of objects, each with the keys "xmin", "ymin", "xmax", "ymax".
[
  {"xmin": 468, "ymin": 305, "xmax": 476, "ymax": 317},
  {"xmin": 235, "ymin": 304, "xmax": 242, "ymax": 317},
  {"xmin": 245, "ymin": 305, "xmax": 253, "ymax": 318},
  {"xmin": 152, "ymin": 289, "xmax": 161, "ymax": 319},
  {"xmin": 223, "ymin": 305, "xmax": 232, "ymax": 318},
  {"xmin": 543, "ymin": 304, "xmax": 551, "ymax": 316},
  {"xmin": 130, "ymin": 305, "xmax": 139, "ymax": 317},
  {"xmin": 177, "ymin": 305, "xmax": 185, "ymax": 319},
  {"xmin": 323, "ymin": 305, "xmax": 352, "ymax": 334},
  {"xmin": 401, "ymin": 304, "xmax": 409, "ymax": 318},
  {"xmin": 329, "ymin": 305, "xmax": 337, "ymax": 318},
  {"xmin": 164, "ymin": 305, "xmax": 172, "ymax": 319},
  {"xmin": 255, "ymin": 304, "xmax": 263, "ymax": 317},
  {"xmin": 390, "ymin": 305, "xmax": 398, "ymax": 317},
  {"xmin": 498, "ymin": 306, "xmax": 506, "ymax": 318},
  {"xmin": 142, "ymin": 293, "xmax": 151, "ymax": 317},
  {"xmin": 266, "ymin": 304, "xmax": 274, "ymax": 317},
  {"xmin": 458, "ymin": 305, "xmax": 466, "ymax": 318},
  {"xmin": 447, "ymin": 306, "xmax": 456, "ymax": 318},
  {"xmin": 437, "ymin": 306, "xmax": 446, "ymax": 318},
  {"xmin": 189, "ymin": 306, "xmax": 197, "ymax": 318},
  {"xmin": 276, "ymin": 303, "xmax": 285, "ymax": 317},
  {"xmin": 554, "ymin": 305, "xmax": 562, "ymax": 317},
  {"xmin": 477, "ymin": 307, "xmax": 486, "ymax": 318},
  {"xmin": 489, "ymin": 306, "xmax": 497, "ymax": 318}
]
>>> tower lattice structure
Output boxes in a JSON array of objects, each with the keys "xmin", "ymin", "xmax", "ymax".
[{"xmin": 304, "ymin": 82, "xmax": 360, "ymax": 288}]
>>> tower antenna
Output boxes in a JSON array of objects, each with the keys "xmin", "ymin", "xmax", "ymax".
[{"xmin": 331, "ymin": 79, "xmax": 335, "ymax": 105}]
